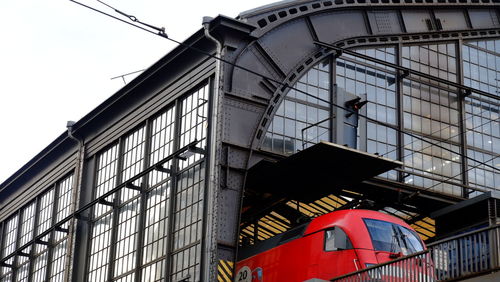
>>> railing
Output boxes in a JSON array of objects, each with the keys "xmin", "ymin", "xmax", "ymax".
[
  {"xmin": 331, "ymin": 251, "xmax": 435, "ymax": 282},
  {"xmin": 427, "ymin": 224, "xmax": 500, "ymax": 281},
  {"xmin": 330, "ymin": 224, "xmax": 500, "ymax": 282}
]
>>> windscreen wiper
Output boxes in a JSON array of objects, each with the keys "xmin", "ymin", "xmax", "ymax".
[
  {"xmin": 400, "ymin": 228, "xmax": 420, "ymax": 254},
  {"xmin": 389, "ymin": 225, "xmax": 402, "ymax": 258}
]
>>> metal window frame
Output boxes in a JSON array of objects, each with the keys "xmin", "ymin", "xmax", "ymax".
[
  {"xmin": 317, "ymin": 38, "xmax": 499, "ymax": 196},
  {"xmin": 82, "ymin": 79, "xmax": 210, "ymax": 282},
  {"xmin": 0, "ymin": 172, "xmax": 74, "ymax": 282}
]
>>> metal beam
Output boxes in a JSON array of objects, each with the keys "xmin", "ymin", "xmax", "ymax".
[
  {"xmin": 134, "ymin": 119, "xmax": 151, "ymax": 281},
  {"xmin": 45, "ymin": 183, "xmax": 59, "ymax": 282},
  {"xmin": 164, "ymin": 99, "xmax": 182, "ymax": 280}
]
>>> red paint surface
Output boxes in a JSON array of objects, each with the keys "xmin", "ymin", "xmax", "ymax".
[{"xmin": 235, "ymin": 209, "xmax": 427, "ymax": 281}]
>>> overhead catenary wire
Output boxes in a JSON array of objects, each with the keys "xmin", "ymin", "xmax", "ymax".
[
  {"xmin": 95, "ymin": 0, "xmax": 167, "ymax": 36},
  {"xmin": 69, "ymin": 0, "xmax": 168, "ymax": 38},
  {"xmin": 68, "ymin": 0, "xmax": 499, "ymax": 175}
]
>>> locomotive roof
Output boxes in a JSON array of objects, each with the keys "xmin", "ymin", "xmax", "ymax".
[
  {"xmin": 238, "ymin": 209, "xmax": 412, "ymax": 261},
  {"xmin": 304, "ymin": 209, "xmax": 410, "ymax": 236}
]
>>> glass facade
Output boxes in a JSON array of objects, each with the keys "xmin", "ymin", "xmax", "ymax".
[
  {"xmin": 463, "ymin": 40, "xmax": 500, "ymax": 192},
  {"xmin": 401, "ymin": 43, "xmax": 463, "ymax": 195},
  {"xmin": 338, "ymin": 47, "xmax": 398, "ymax": 180},
  {"xmin": 87, "ymin": 82, "xmax": 209, "ymax": 282},
  {"xmin": 0, "ymin": 174, "xmax": 74, "ymax": 282},
  {"xmin": 262, "ymin": 60, "xmax": 331, "ymax": 153},
  {"xmin": 265, "ymin": 39, "xmax": 499, "ymax": 197},
  {"xmin": 0, "ymin": 82, "xmax": 209, "ymax": 282},
  {"xmin": 0, "ymin": 12, "xmax": 499, "ymax": 282}
]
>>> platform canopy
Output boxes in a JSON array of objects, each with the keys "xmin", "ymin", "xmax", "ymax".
[{"xmin": 246, "ymin": 141, "xmax": 402, "ymax": 202}]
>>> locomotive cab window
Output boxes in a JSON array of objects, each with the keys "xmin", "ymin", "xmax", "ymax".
[
  {"xmin": 324, "ymin": 227, "xmax": 353, "ymax": 251},
  {"xmin": 363, "ymin": 218, "xmax": 424, "ymax": 255}
]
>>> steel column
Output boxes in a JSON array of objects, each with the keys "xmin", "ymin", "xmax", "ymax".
[
  {"xmin": 106, "ymin": 137, "xmax": 124, "ymax": 282},
  {"xmin": 27, "ymin": 197, "xmax": 41, "ymax": 282},
  {"xmin": 164, "ymin": 99, "xmax": 182, "ymax": 282},
  {"xmin": 456, "ymin": 38, "xmax": 471, "ymax": 198},
  {"xmin": 44, "ymin": 184, "xmax": 59, "ymax": 282},
  {"xmin": 135, "ymin": 119, "xmax": 152, "ymax": 280},
  {"xmin": 396, "ymin": 42, "xmax": 406, "ymax": 185}
]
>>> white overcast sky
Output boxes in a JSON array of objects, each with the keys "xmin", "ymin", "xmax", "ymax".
[{"xmin": 0, "ymin": 0, "xmax": 275, "ymax": 183}]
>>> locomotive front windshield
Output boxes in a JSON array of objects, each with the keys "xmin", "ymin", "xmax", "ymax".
[{"xmin": 363, "ymin": 218, "xmax": 424, "ymax": 255}]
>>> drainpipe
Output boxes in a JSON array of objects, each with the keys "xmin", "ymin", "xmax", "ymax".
[
  {"xmin": 64, "ymin": 121, "xmax": 85, "ymax": 282},
  {"xmin": 202, "ymin": 16, "xmax": 223, "ymax": 282}
]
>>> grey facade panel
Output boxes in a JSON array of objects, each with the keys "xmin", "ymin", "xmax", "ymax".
[
  {"xmin": 223, "ymin": 98, "xmax": 265, "ymax": 147},
  {"xmin": 402, "ymin": 10, "xmax": 433, "ymax": 33},
  {"xmin": 367, "ymin": 10, "xmax": 403, "ymax": 35},
  {"xmin": 435, "ymin": 9, "xmax": 469, "ymax": 30},
  {"xmin": 258, "ymin": 18, "xmax": 315, "ymax": 75},
  {"xmin": 311, "ymin": 11, "xmax": 369, "ymax": 42},
  {"xmin": 468, "ymin": 8, "xmax": 500, "ymax": 29},
  {"xmin": 217, "ymin": 185, "xmax": 241, "ymax": 245},
  {"xmin": 230, "ymin": 47, "xmax": 282, "ymax": 100},
  {"xmin": 225, "ymin": 146, "xmax": 251, "ymax": 170}
]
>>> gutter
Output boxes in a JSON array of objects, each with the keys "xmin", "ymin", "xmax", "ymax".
[
  {"xmin": 202, "ymin": 16, "xmax": 223, "ymax": 282},
  {"xmin": 64, "ymin": 121, "xmax": 85, "ymax": 282}
]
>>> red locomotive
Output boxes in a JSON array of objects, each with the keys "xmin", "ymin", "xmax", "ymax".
[{"xmin": 235, "ymin": 209, "xmax": 427, "ymax": 281}]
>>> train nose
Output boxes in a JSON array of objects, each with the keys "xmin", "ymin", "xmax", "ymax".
[{"xmin": 375, "ymin": 251, "xmax": 401, "ymax": 264}]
